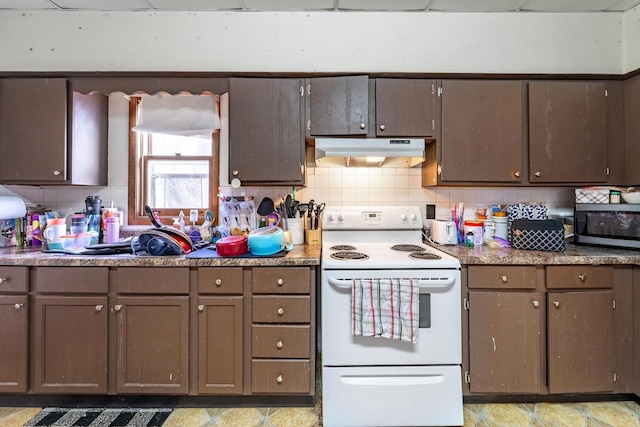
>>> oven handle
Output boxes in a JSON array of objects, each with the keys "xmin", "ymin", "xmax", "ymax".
[{"xmin": 327, "ymin": 277, "xmax": 456, "ymax": 288}]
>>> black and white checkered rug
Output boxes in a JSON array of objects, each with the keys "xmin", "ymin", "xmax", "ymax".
[{"xmin": 24, "ymin": 407, "xmax": 173, "ymax": 427}]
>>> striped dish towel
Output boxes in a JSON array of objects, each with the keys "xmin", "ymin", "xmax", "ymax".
[{"xmin": 351, "ymin": 278, "xmax": 419, "ymax": 344}]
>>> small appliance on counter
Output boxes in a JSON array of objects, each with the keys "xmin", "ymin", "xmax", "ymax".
[
  {"xmin": 429, "ymin": 219, "xmax": 457, "ymax": 245},
  {"xmin": 574, "ymin": 203, "xmax": 640, "ymax": 249}
]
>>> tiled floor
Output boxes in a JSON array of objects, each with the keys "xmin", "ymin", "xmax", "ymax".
[{"xmin": 1, "ymin": 401, "xmax": 640, "ymax": 426}]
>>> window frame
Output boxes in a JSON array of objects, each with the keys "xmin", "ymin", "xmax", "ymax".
[{"xmin": 127, "ymin": 97, "xmax": 220, "ymax": 226}]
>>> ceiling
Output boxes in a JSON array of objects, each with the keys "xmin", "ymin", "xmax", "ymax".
[{"xmin": 1, "ymin": 0, "xmax": 639, "ymax": 13}]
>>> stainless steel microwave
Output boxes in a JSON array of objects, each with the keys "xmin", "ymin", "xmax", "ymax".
[{"xmin": 574, "ymin": 203, "xmax": 640, "ymax": 249}]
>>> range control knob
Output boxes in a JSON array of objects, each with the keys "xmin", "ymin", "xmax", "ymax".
[
  {"xmin": 409, "ymin": 213, "xmax": 417, "ymax": 222},
  {"xmin": 401, "ymin": 213, "xmax": 407, "ymax": 221},
  {"xmin": 328, "ymin": 212, "xmax": 335, "ymax": 222},
  {"xmin": 337, "ymin": 213, "xmax": 344, "ymax": 223}
]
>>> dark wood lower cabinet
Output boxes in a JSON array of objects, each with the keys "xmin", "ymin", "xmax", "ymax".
[
  {"xmin": 33, "ymin": 296, "xmax": 108, "ymax": 394},
  {"xmin": 547, "ymin": 290, "xmax": 615, "ymax": 394},
  {"xmin": 468, "ymin": 291, "xmax": 544, "ymax": 394},
  {"xmin": 115, "ymin": 296, "xmax": 189, "ymax": 394},
  {"xmin": 197, "ymin": 296, "xmax": 243, "ymax": 394},
  {"xmin": 0, "ymin": 295, "xmax": 28, "ymax": 393}
]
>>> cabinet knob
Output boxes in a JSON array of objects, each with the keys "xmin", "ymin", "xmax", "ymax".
[
  {"xmin": 379, "ymin": 124, "xmax": 386, "ymax": 131},
  {"xmin": 500, "ymin": 275, "xmax": 508, "ymax": 283},
  {"xmin": 277, "ymin": 278, "xmax": 284, "ymax": 286},
  {"xmin": 114, "ymin": 304, "xmax": 123, "ymax": 312},
  {"xmin": 215, "ymin": 278, "xmax": 222, "ymax": 286},
  {"xmin": 514, "ymin": 171, "xmax": 520, "ymax": 178},
  {"xmin": 578, "ymin": 274, "xmax": 587, "ymax": 282},
  {"xmin": 14, "ymin": 303, "xmax": 23, "ymax": 310},
  {"xmin": 53, "ymin": 170, "xmax": 62, "ymax": 176},
  {"xmin": 277, "ymin": 307, "xmax": 285, "ymax": 316},
  {"xmin": 534, "ymin": 171, "xmax": 541, "ymax": 177},
  {"xmin": 276, "ymin": 375, "xmax": 284, "ymax": 384},
  {"xmin": 553, "ymin": 300, "xmax": 561, "ymax": 308},
  {"xmin": 95, "ymin": 305, "xmax": 103, "ymax": 312},
  {"xmin": 276, "ymin": 340, "xmax": 284, "ymax": 349},
  {"xmin": 198, "ymin": 304, "xmax": 205, "ymax": 312},
  {"xmin": 532, "ymin": 300, "xmax": 539, "ymax": 308},
  {"xmin": 0, "ymin": 277, "xmax": 7, "ymax": 284},
  {"xmin": 359, "ymin": 123, "xmax": 366, "ymax": 129}
]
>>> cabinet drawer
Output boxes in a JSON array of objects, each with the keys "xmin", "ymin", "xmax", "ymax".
[
  {"xmin": 251, "ymin": 360, "xmax": 311, "ymax": 394},
  {"xmin": 252, "ymin": 296, "xmax": 310, "ymax": 323},
  {"xmin": 0, "ymin": 266, "xmax": 28, "ymax": 293},
  {"xmin": 468, "ymin": 266, "xmax": 536, "ymax": 289},
  {"xmin": 252, "ymin": 267, "xmax": 310, "ymax": 294},
  {"xmin": 116, "ymin": 267, "xmax": 189, "ymax": 294},
  {"xmin": 35, "ymin": 267, "xmax": 108, "ymax": 294},
  {"xmin": 546, "ymin": 266, "xmax": 613, "ymax": 289},
  {"xmin": 198, "ymin": 268, "xmax": 243, "ymax": 294},
  {"xmin": 252, "ymin": 325, "xmax": 310, "ymax": 358}
]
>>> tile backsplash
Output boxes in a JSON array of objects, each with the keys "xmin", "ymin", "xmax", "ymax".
[{"xmin": 1, "ymin": 167, "xmax": 573, "ymax": 227}]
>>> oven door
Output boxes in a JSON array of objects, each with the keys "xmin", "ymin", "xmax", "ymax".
[{"xmin": 321, "ymin": 269, "xmax": 461, "ymax": 366}]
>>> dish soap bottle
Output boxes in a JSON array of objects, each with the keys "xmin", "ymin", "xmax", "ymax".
[{"xmin": 179, "ymin": 210, "xmax": 186, "ymax": 233}]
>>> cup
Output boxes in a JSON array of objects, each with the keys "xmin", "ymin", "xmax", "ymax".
[
  {"xmin": 86, "ymin": 214, "xmax": 101, "ymax": 245},
  {"xmin": 71, "ymin": 214, "xmax": 88, "ymax": 235},
  {"xmin": 44, "ymin": 218, "xmax": 66, "ymax": 249},
  {"xmin": 288, "ymin": 218, "xmax": 304, "ymax": 245}
]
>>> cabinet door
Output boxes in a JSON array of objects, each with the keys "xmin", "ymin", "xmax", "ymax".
[
  {"xmin": 0, "ymin": 295, "xmax": 28, "ymax": 393},
  {"xmin": 309, "ymin": 75, "xmax": 369, "ymax": 136},
  {"xmin": 468, "ymin": 291, "xmax": 544, "ymax": 394},
  {"xmin": 440, "ymin": 80, "xmax": 525, "ymax": 183},
  {"xmin": 197, "ymin": 296, "xmax": 243, "ymax": 394},
  {"xmin": 547, "ymin": 291, "xmax": 614, "ymax": 393},
  {"xmin": 34, "ymin": 296, "xmax": 108, "ymax": 394},
  {"xmin": 0, "ymin": 78, "xmax": 67, "ymax": 183},
  {"xmin": 529, "ymin": 81, "xmax": 608, "ymax": 183},
  {"xmin": 625, "ymin": 74, "xmax": 640, "ymax": 183},
  {"xmin": 115, "ymin": 296, "xmax": 189, "ymax": 394},
  {"xmin": 229, "ymin": 78, "xmax": 304, "ymax": 185},
  {"xmin": 375, "ymin": 79, "xmax": 435, "ymax": 137}
]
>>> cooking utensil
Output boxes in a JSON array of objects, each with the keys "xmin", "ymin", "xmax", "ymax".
[
  {"xmin": 215, "ymin": 235, "xmax": 248, "ymax": 256},
  {"xmin": 284, "ymin": 194, "xmax": 293, "ymax": 218},
  {"xmin": 257, "ymin": 197, "xmax": 275, "ymax": 216},
  {"xmin": 248, "ymin": 226, "xmax": 292, "ymax": 256},
  {"xmin": 314, "ymin": 202, "xmax": 325, "ymax": 230},
  {"xmin": 143, "ymin": 205, "xmax": 195, "ymax": 253}
]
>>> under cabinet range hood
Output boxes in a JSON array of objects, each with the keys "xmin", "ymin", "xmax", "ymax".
[{"xmin": 312, "ymin": 138, "xmax": 426, "ymax": 168}]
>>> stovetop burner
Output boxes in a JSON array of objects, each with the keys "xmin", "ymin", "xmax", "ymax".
[
  {"xmin": 409, "ymin": 252, "xmax": 442, "ymax": 260},
  {"xmin": 330, "ymin": 251, "xmax": 369, "ymax": 260},
  {"xmin": 330, "ymin": 245, "xmax": 357, "ymax": 251},
  {"xmin": 391, "ymin": 244, "xmax": 426, "ymax": 252}
]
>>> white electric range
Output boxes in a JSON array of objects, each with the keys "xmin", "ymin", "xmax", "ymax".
[{"xmin": 320, "ymin": 206, "xmax": 463, "ymax": 427}]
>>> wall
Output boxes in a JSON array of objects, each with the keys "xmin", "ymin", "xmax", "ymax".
[
  {"xmin": 624, "ymin": 4, "xmax": 640, "ymax": 73},
  {"xmin": 0, "ymin": 11, "xmax": 624, "ymax": 74}
]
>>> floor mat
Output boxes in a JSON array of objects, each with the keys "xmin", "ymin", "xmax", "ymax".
[{"xmin": 24, "ymin": 407, "xmax": 173, "ymax": 427}]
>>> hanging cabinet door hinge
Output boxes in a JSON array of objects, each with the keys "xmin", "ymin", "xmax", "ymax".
[
  {"xmin": 438, "ymin": 86, "xmax": 443, "ymax": 97},
  {"xmin": 465, "ymin": 371, "xmax": 471, "ymax": 384},
  {"xmin": 614, "ymin": 372, "xmax": 617, "ymax": 383},
  {"xmin": 300, "ymin": 86, "xmax": 304, "ymax": 96},
  {"xmin": 464, "ymin": 298, "xmax": 470, "ymax": 310},
  {"xmin": 432, "ymin": 119, "xmax": 435, "ymax": 130},
  {"xmin": 605, "ymin": 89, "xmax": 608, "ymax": 97},
  {"xmin": 437, "ymin": 164, "xmax": 442, "ymax": 176},
  {"xmin": 307, "ymin": 120, "xmax": 311, "ymax": 131},
  {"xmin": 300, "ymin": 164, "xmax": 304, "ymax": 175},
  {"xmin": 606, "ymin": 167, "xmax": 610, "ymax": 176},
  {"xmin": 307, "ymin": 84, "xmax": 311, "ymax": 95},
  {"xmin": 613, "ymin": 299, "xmax": 616, "ymax": 310}
]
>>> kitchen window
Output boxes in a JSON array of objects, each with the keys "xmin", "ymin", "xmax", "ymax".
[{"xmin": 127, "ymin": 95, "xmax": 220, "ymax": 226}]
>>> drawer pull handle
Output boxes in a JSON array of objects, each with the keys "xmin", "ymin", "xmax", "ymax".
[
  {"xmin": 500, "ymin": 275, "xmax": 508, "ymax": 283},
  {"xmin": 14, "ymin": 303, "xmax": 23, "ymax": 310},
  {"xmin": 276, "ymin": 340, "xmax": 284, "ymax": 349},
  {"xmin": 359, "ymin": 123, "xmax": 366, "ymax": 130},
  {"xmin": 379, "ymin": 124, "xmax": 386, "ymax": 131},
  {"xmin": 95, "ymin": 305, "xmax": 103, "ymax": 312},
  {"xmin": 277, "ymin": 278, "xmax": 284, "ymax": 286},
  {"xmin": 198, "ymin": 304, "xmax": 205, "ymax": 312},
  {"xmin": 532, "ymin": 300, "xmax": 539, "ymax": 308},
  {"xmin": 215, "ymin": 279, "xmax": 222, "ymax": 286},
  {"xmin": 0, "ymin": 277, "xmax": 7, "ymax": 284},
  {"xmin": 578, "ymin": 274, "xmax": 587, "ymax": 282},
  {"xmin": 553, "ymin": 300, "xmax": 561, "ymax": 309},
  {"xmin": 276, "ymin": 375, "xmax": 283, "ymax": 383},
  {"xmin": 114, "ymin": 304, "xmax": 123, "ymax": 312},
  {"xmin": 277, "ymin": 307, "xmax": 285, "ymax": 316}
]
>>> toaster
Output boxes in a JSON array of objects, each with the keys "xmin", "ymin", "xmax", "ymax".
[{"xmin": 430, "ymin": 220, "xmax": 457, "ymax": 245}]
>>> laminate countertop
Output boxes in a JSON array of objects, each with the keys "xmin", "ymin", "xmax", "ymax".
[
  {"xmin": 0, "ymin": 243, "xmax": 321, "ymax": 267},
  {"xmin": 432, "ymin": 243, "xmax": 640, "ymax": 265}
]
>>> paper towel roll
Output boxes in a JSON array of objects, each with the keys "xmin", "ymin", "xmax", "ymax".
[{"xmin": 0, "ymin": 196, "xmax": 27, "ymax": 219}]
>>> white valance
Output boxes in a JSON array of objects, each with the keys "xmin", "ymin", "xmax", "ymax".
[{"xmin": 132, "ymin": 94, "xmax": 221, "ymax": 138}]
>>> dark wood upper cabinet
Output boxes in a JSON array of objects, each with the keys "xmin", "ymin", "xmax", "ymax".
[
  {"xmin": 0, "ymin": 78, "xmax": 108, "ymax": 185},
  {"xmin": 229, "ymin": 77, "xmax": 305, "ymax": 185},
  {"xmin": 308, "ymin": 76, "xmax": 435, "ymax": 138},
  {"xmin": 308, "ymin": 75, "xmax": 369, "ymax": 136},
  {"xmin": 625, "ymin": 74, "xmax": 640, "ymax": 184},
  {"xmin": 375, "ymin": 78, "xmax": 436, "ymax": 137},
  {"xmin": 437, "ymin": 80, "xmax": 526, "ymax": 183},
  {"xmin": 529, "ymin": 81, "xmax": 608, "ymax": 183}
]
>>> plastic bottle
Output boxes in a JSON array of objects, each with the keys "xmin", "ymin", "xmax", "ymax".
[
  {"xmin": 179, "ymin": 211, "xmax": 186, "ymax": 233},
  {"xmin": 105, "ymin": 217, "xmax": 120, "ymax": 244}
]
